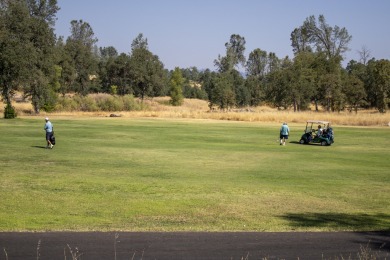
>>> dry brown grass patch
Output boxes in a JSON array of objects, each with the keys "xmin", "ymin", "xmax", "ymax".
[{"xmin": 2, "ymin": 96, "xmax": 390, "ymax": 126}]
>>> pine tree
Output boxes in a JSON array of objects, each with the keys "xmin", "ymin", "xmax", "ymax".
[{"xmin": 169, "ymin": 67, "xmax": 184, "ymax": 106}]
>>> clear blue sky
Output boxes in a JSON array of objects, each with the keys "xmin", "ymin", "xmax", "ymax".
[{"xmin": 55, "ymin": 0, "xmax": 390, "ymax": 70}]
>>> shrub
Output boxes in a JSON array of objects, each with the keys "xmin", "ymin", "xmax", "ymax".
[
  {"xmin": 110, "ymin": 85, "xmax": 118, "ymax": 95},
  {"xmin": 42, "ymin": 89, "xmax": 58, "ymax": 112},
  {"xmin": 122, "ymin": 95, "xmax": 141, "ymax": 111},
  {"xmin": 55, "ymin": 96, "xmax": 79, "ymax": 111},
  {"xmin": 79, "ymin": 96, "xmax": 99, "ymax": 112},
  {"xmin": 53, "ymin": 94, "xmax": 143, "ymax": 112},
  {"xmin": 96, "ymin": 95, "xmax": 123, "ymax": 111},
  {"xmin": 4, "ymin": 102, "xmax": 17, "ymax": 119}
]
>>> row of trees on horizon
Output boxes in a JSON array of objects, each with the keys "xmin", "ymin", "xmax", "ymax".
[{"xmin": 1, "ymin": 0, "xmax": 390, "ymax": 118}]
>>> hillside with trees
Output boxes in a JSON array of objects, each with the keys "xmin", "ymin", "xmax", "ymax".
[{"xmin": 1, "ymin": 1, "xmax": 389, "ymax": 119}]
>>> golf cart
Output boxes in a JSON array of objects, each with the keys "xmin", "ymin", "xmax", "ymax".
[{"xmin": 299, "ymin": 120, "xmax": 334, "ymax": 146}]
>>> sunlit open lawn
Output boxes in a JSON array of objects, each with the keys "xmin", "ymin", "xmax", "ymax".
[{"xmin": 0, "ymin": 117, "xmax": 389, "ymax": 231}]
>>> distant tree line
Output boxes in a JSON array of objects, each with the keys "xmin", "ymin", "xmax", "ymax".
[{"xmin": 1, "ymin": 1, "xmax": 389, "ymax": 118}]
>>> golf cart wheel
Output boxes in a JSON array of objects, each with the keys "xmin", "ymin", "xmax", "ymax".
[
  {"xmin": 299, "ymin": 139, "xmax": 305, "ymax": 144},
  {"xmin": 320, "ymin": 141, "xmax": 327, "ymax": 146}
]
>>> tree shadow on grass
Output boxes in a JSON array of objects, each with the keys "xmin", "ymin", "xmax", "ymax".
[
  {"xmin": 281, "ymin": 212, "xmax": 390, "ymax": 230},
  {"xmin": 281, "ymin": 212, "xmax": 390, "ymax": 251}
]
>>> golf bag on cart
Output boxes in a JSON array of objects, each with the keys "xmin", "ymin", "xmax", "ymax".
[{"xmin": 325, "ymin": 127, "xmax": 334, "ymax": 143}]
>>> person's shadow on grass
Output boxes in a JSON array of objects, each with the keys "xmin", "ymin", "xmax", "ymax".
[{"xmin": 32, "ymin": 145, "xmax": 47, "ymax": 149}]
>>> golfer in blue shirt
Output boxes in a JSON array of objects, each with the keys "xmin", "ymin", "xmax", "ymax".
[
  {"xmin": 280, "ymin": 122, "xmax": 290, "ymax": 146},
  {"xmin": 44, "ymin": 117, "xmax": 54, "ymax": 149}
]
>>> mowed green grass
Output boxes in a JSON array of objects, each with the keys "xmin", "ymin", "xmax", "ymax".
[{"xmin": 0, "ymin": 117, "xmax": 389, "ymax": 231}]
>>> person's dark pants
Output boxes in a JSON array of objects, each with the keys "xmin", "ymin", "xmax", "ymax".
[
  {"xmin": 46, "ymin": 132, "xmax": 53, "ymax": 143},
  {"xmin": 280, "ymin": 134, "xmax": 288, "ymax": 140}
]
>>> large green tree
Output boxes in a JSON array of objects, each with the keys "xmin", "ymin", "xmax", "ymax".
[
  {"xmin": 97, "ymin": 47, "xmax": 134, "ymax": 95},
  {"xmin": 180, "ymin": 67, "xmax": 207, "ymax": 100},
  {"xmin": 64, "ymin": 19, "xmax": 98, "ymax": 95},
  {"xmin": 246, "ymin": 48, "xmax": 268, "ymax": 79},
  {"xmin": 289, "ymin": 52, "xmax": 316, "ymax": 111},
  {"xmin": 370, "ymin": 60, "xmax": 390, "ymax": 113},
  {"xmin": 131, "ymin": 33, "xmax": 148, "ymax": 51},
  {"xmin": 129, "ymin": 34, "xmax": 166, "ymax": 101},
  {"xmin": 214, "ymin": 34, "xmax": 246, "ymax": 73},
  {"xmin": 342, "ymin": 74, "xmax": 366, "ymax": 113},
  {"xmin": 55, "ymin": 36, "xmax": 76, "ymax": 96},
  {"xmin": 291, "ymin": 15, "xmax": 351, "ymax": 112},
  {"xmin": 302, "ymin": 15, "xmax": 352, "ymax": 61},
  {"xmin": 180, "ymin": 67, "xmax": 200, "ymax": 82},
  {"xmin": 96, "ymin": 47, "xmax": 114, "ymax": 94},
  {"xmin": 345, "ymin": 60, "xmax": 369, "ymax": 112},
  {"xmin": 199, "ymin": 69, "xmax": 218, "ymax": 102},
  {"xmin": 244, "ymin": 76, "xmax": 263, "ymax": 107},
  {"xmin": 0, "ymin": 0, "xmax": 33, "ymax": 104},
  {"xmin": 99, "ymin": 46, "xmax": 118, "ymax": 60},
  {"xmin": 267, "ymin": 52, "xmax": 281, "ymax": 74},
  {"xmin": 245, "ymin": 50, "xmax": 282, "ymax": 108},
  {"xmin": 211, "ymin": 34, "xmax": 247, "ymax": 109},
  {"xmin": 264, "ymin": 68, "xmax": 290, "ymax": 110},
  {"xmin": 318, "ymin": 73, "xmax": 344, "ymax": 112},
  {"xmin": 208, "ymin": 73, "xmax": 236, "ymax": 110},
  {"xmin": 0, "ymin": 0, "xmax": 59, "ymax": 114},
  {"xmin": 290, "ymin": 26, "xmax": 312, "ymax": 54},
  {"xmin": 24, "ymin": 0, "xmax": 59, "ymax": 113}
]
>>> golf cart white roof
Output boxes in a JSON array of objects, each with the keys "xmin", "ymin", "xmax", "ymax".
[{"xmin": 306, "ymin": 120, "xmax": 330, "ymax": 124}]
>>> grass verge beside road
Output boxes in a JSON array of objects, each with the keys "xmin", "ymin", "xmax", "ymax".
[{"xmin": 0, "ymin": 117, "xmax": 389, "ymax": 231}]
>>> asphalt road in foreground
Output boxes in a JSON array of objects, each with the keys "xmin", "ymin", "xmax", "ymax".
[{"xmin": 0, "ymin": 232, "xmax": 389, "ymax": 260}]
